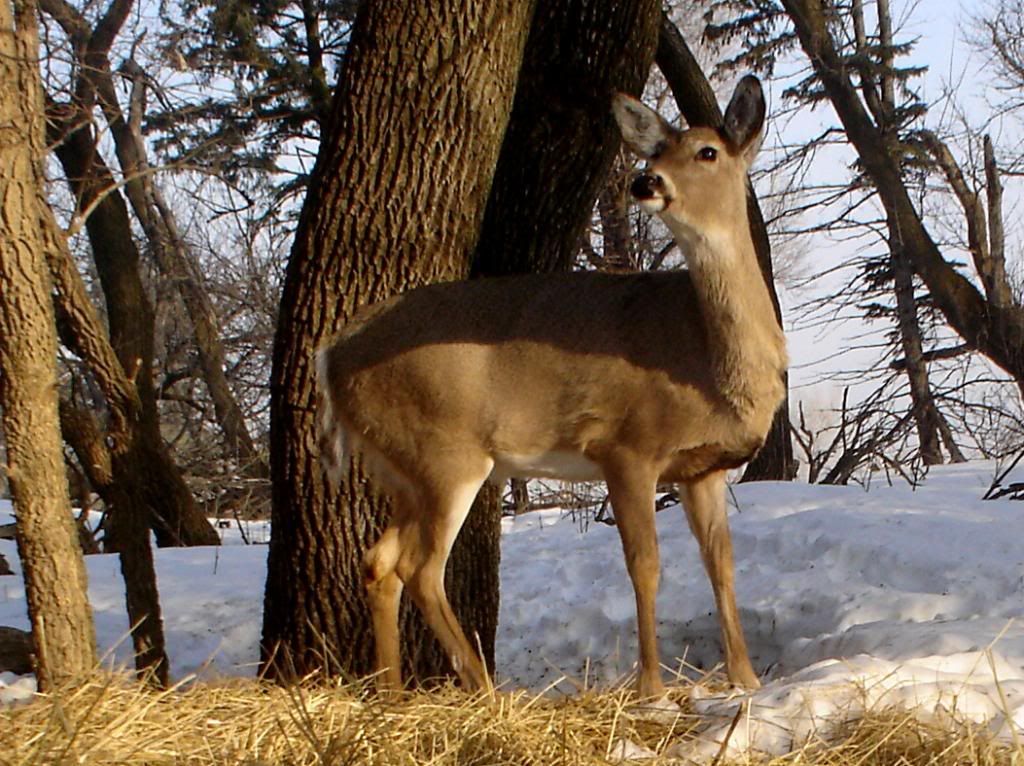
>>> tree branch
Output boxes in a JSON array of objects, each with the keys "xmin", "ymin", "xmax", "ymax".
[
  {"xmin": 889, "ymin": 343, "xmax": 972, "ymax": 371},
  {"xmin": 983, "ymin": 134, "xmax": 1014, "ymax": 309}
]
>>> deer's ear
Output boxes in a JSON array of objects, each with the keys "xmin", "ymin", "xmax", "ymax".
[
  {"xmin": 722, "ymin": 75, "xmax": 765, "ymax": 163},
  {"xmin": 612, "ymin": 93, "xmax": 677, "ymax": 159}
]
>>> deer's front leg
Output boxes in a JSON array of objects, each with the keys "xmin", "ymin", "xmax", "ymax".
[
  {"xmin": 604, "ymin": 457, "xmax": 663, "ymax": 700},
  {"xmin": 681, "ymin": 470, "xmax": 760, "ymax": 690}
]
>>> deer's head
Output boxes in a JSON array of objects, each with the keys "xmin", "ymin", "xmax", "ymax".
[{"xmin": 612, "ymin": 76, "xmax": 765, "ymax": 248}]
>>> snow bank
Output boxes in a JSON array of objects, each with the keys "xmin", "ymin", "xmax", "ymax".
[{"xmin": 0, "ymin": 462, "xmax": 1021, "ymax": 758}]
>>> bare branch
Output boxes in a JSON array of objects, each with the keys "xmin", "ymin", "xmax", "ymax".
[
  {"xmin": 889, "ymin": 343, "xmax": 972, "ymax": 371},
  {"xmin": 983, "ymin": 134, "xmax": 1015, "ymax": 308}
]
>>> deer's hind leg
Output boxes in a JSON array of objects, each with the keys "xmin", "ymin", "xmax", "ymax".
[
  {"xmin": 386, "ymin": 453, "xmax": 494, "ymax": 691},
  {"xmin": 363, "ymin": 520, "xmax": 406, "ymax": 690},
  {"xmin": 680, "ymin": 470, "xmax": 760, "ymax": 689}
]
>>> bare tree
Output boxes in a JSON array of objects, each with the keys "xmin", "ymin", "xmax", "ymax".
[
  {"xmin": 706, "ymin": 0, "xmax": 1017, "ymax": 472},
  {"xmin": 40, "ymin": 0, "xmax": 250, "ymax": 543},
  {"xmin": 794, "ymin": 386, "xmax": 920, "ymax": 486},
  {"xmin": 847, "ymin": 0, "xmax": 937, "ymax": 465},
  {"xmin": 779, "ymin": 0, "xmax": 1024, "ymax": 390}
]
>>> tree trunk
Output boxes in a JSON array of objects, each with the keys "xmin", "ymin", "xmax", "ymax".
[
  {"xmin": 458, "ymin": 0, "xmax": 658, "ymax": 683},
  {"xmin": 510, "ymin": 479, "xmax": 530, "ymax": 515},
  {"xmin": 865, "ymin": 0, "xmax": 945, "ymax": 468},
  {"xmin": 48, "ymin": 111, "xmax": 224, "ymax": 684},
  {"xmin": 595, "ymin": 169, "xmax": 637, "ymax": 270},
  {"xmin": 0, "ymin": 0, "xmax": 97, "ymax": 689},
  {"xmin": 261, "ymin": 0, "xmax": 536, "ymax": 683},
  {"xmin": 740, "ymin": 192, "xmax": 796, "ymax": 482},
  {"xmin": 891, "ymin": 238, "xmax": 943, "ymax": 465},
  {"xmin": 58, "ymin": 399, "xmax": 170, "ymax": 684},
  {"xmin": 655, "ymin": 13, "xmax": 795, "ymax": 482},
  {"xmin": 470, "ymin": 0, "xmax": 659, "ymax": 278},
  {"xmin": 102, "ymin": 59, "xmax": 267, "ymax": 478}
]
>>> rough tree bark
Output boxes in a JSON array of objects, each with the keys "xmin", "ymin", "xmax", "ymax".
[
  {"xmin": 263, "ymin": 0, "xmax": 663, "ymax": 683},
  {"xmin": 471, "ymin": 0, "xmax": 659, "ymax": 278},
  {"xmin": 0, "ymin": 0, "xmax": 97, "ymax": 689},
  {"xmin": 656, "ymin": 13, "xmax": 796, "ymax": 481},
  {"xmin": 261, "ymin": 0, "xmax": 537, "ymax": 682}
]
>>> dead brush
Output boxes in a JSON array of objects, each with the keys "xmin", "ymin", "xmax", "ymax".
[
  {"xmin": 795, "ymin": 708, "xmax": 1022, "ymax": 766},
  {"xmin": 0, "ymin": 671, "xmax": 698, "ymax": 765},
  {"xmin": 0, "ymin": 670, "xmax": 1020, "ymax": 765}
]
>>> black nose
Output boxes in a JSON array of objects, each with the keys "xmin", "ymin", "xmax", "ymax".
[{"xmin": 630, "ymin": 173, "xmax": 661, "ymax": 200}]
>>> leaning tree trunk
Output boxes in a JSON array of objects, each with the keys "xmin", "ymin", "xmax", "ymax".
[
  {"xmin": 781, "ymin": 0, "xmax": 1024, "ymax": 386},
  {"xmin": 655, "ymin": 13, "xmax": 795, "ymax": 482},
  {"xmin": 260, "ymin": 0, "xmax": 536, "ymax": 683},
  {"xmin": 100, "ymin": 59, "xmax": 267, "ymax": 478},
  {"xmin": 0, "ymin": 0, "xmax": 97, "ymax": 689}
]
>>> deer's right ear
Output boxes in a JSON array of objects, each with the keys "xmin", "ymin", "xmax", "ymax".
[{"xmin": 612, "ymin": 93, "xmax": 675, "ymax": 159}]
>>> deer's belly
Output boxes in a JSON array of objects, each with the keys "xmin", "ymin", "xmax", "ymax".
[{"xmin": 492, "ymin": 451, "xmax": 602, "ymax": 482}]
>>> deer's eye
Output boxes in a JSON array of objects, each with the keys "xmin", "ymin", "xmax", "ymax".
[{"xmin": 697, "ymin": 146, "xmax": 718, "ymax": 162}]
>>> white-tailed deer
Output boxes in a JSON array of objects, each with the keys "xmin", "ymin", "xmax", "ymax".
[{"xmin": 317, "ymin": 75, "xmax": 786, "ymax": 698}]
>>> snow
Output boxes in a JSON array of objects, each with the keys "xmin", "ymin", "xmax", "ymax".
[{"xmin": 1, "ymin": 462, "xmax": 1022, "ymax": 758}]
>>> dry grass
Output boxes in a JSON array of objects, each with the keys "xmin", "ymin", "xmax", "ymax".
[{"xmin": 1, "ymin": 672, "xmax": 1021, "ymax": 765}]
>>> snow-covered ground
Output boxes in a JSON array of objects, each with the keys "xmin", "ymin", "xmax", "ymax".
[{"xmin": 1, "ymin": 462, "xmax": 1022, "ymax": 758}]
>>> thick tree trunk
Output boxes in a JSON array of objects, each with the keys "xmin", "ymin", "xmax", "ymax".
[
  {"xmin": 655, "ymin": 14, "xmax": 795, "ymax": 482},
  {"xmin": 0, "ymin": 0, "xmax": 97, "ymax": 689},
  {"xmin": 458, "ymin": 0, "xmax": 658, "ymax": 682},
  {"xmin": 470, "ymin": 0, "xmax": 659, "ymax": 278},
  {"xmin": 261, "ymin": 0, "xmax": 536, "ymax": 683}
]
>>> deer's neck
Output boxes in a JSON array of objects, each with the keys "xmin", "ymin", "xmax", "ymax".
[{"xmin": 672, "ymin": 221, "xmax": 787, "ymax": 416}]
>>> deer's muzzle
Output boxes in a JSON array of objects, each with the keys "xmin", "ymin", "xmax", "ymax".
[{"xmin": 630, "ymin": 173, "xmax": 662, "ymax": 200}]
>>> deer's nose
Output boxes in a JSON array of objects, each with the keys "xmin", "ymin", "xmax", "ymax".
[{"xmin": 630, "ymin": 173, "xmax": 663, "ymax": 200}]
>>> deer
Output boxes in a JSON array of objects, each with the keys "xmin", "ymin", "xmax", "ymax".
[{"xmin": 317, "ymin": 75, "xmax": 786, "ymax": 700}]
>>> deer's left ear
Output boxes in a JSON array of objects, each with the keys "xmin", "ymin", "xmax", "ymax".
[
  {"xmin": 612, "ymin": 93, "xmax": 678, "ymax": 159},
  {"xmin": 722, "ymin": 75, "xmax": 766, "ymax": 164}
]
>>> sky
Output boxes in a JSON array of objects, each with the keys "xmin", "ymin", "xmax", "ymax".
[{"xmin": 1, "ymin": 461, "xmax": 1022, "ymax": 760}]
